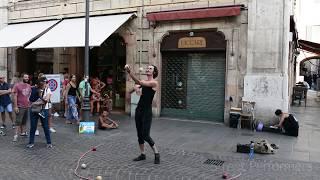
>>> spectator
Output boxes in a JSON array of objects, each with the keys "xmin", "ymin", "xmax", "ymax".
[
  {"xmin": 62, "ymin": 72, "xmax": 69, "ymax": 118},
  {"xmin": 90, "ymin": 76, "xmax": 105, "ymax": 115},
  {"xmin": 64, "ymin": 74, "xmax": 80, "ymax": 124},
  {"xmin": 98, "ymin": 109, "xmax": 118, "ymax": 130},
  {"xmin": 0, "ymin": 74, "xmax": 15, "ymax": 129},
  {"xmin": 27, "ymin": 77, "xmax": 53, "ymax": 148},
  {"xmin": 12, "ymin": 73, "xmax": 32, "ymax": 142},
  {"xmin": 78, "ymin": 76, "xmax": 99, "ymax": 119}
]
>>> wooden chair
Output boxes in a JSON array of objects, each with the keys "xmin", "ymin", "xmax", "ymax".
[
  {"xmin": 292, "ymin": 86, "xmax": 308, "ymax": 107},
  {"xmin": 240, "ymin": 101, "xmax": 256, "ymax": 130}
]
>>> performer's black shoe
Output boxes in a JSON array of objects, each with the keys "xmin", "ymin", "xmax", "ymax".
[
  {"xmin": 154, "ymin": 153, "xmax": 160, "ymax": 164},
  {"xmin": 133, "ymin": 154, "xmax": 146, "ymax": 161}
]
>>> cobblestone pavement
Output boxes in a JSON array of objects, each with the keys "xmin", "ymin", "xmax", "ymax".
[
  {"xmin": 0, "ymin": 111, "xmax": 320, "ymax": 180},
  {"xmin": 1, "ymin": 91, "xmax": 320, "ymax": 180}
]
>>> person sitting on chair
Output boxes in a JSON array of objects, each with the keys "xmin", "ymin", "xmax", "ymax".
[{"xmin": 275, "ymin": 109, "xmax": 299, "ymax": 137}]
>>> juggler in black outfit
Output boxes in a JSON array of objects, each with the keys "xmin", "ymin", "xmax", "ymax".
[
  {"xmin": 135, "ymin": 86, "xmax": 156, "ymax": 146},
  {"xmin": 125, "ymin": 64, "xmax": 160, "ymax": 164}
]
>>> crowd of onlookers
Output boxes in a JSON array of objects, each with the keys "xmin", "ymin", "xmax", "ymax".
[
  {"xmin": 61, "ymin": 73, "xmax": 114, "ymax": 124},
  {"xmin": 0, "ymin": 72, "xmax": 118, "ymax": 149}
]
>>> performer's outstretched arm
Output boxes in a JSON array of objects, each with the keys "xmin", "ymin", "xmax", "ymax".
[{"xmin": 125, "ymin": 65, "xmax": 156, "ymax": 88}]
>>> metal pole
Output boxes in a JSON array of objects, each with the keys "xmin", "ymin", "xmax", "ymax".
[{"xmin": 82, "ymin": 0, "xmax": 90, "ymax": 121}]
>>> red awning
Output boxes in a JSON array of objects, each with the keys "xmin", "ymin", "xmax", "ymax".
[
  {"xmin": 146, "ymin": 5, "xmax": 242, "ymax": 22},
  {"xmin": 298, "ymin": 40, "xmax": 320, "ymax": 55}
]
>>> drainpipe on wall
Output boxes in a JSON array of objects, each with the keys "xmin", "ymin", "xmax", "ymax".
[{"xmin": 139, "ymin": 0, "xmax": 144, "ymax": 76}]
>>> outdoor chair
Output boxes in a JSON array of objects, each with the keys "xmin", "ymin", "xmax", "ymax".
[
  {"xmin": 240, "ymin": 100, "xmax": 256, "ymax": 130},
  {"xmin": 292, "ymin": 86, "xmax": 308, "ymax": 107}
]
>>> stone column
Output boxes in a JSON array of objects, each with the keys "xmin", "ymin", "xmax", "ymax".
[
  {"xmin": 245, "ymin": 0, "xmax": 291, "ymax": 120},
  {"xmin": 0, "ymin": 0, "xmax": 8, "ymax": 79}
]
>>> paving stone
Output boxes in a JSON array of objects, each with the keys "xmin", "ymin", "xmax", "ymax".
[{"xmin": 0, "ymin": 98, "xmax": 320, "ymax": 179}]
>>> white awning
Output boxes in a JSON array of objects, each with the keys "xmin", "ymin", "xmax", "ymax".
[
  {"xmin": 0, "ymin": 20, "xmax": 59, "ymax": 48},
  {"xmin": 26, "ymin": 13, "xmax": 134, "ymax": 49}
]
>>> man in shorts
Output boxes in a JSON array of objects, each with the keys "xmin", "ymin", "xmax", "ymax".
[
  {"xmin": 12, "ymin": 73, "xmax": 31, "ymax": 142},
  {"xmin": 0, "ymin": 74, "xmax": 14, "ymax": 129}
]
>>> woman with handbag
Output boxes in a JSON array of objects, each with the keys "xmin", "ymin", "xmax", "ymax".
[
  {"xmin": 64, "ymin": 74, "xmax": 81, "ymax": 124},
  {"xmin": 27, "ymin": 77, "xmax": 52, "ymax": 148}
]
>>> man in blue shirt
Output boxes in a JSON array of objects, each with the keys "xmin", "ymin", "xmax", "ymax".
[{"xmin": 0, "ymin": 74, "xmax": 14, "ymax": 129}]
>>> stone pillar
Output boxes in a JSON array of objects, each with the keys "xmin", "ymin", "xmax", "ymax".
[
  {"xmin": 245, "ymin": 0, "xmax": 291, "ymax": 120},
  {"xmin": 0, "ymin": 0, "xmax": 8, "ymax": 79}
]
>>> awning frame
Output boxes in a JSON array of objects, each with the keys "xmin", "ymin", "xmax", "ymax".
[
  {"xmin": 0, "ymin": 20, "xmax": 60, "ymax": 48},
  {"xmin": 146, "ymin": 5, "xmax": 243, "ymax": 22},
  {"xmin": 298, "ymin": 39, "xmax": 320, "ymax": 55},
  {"xmin": 26, "ymin": 13, "xmax": 135, "ymax": 49}
]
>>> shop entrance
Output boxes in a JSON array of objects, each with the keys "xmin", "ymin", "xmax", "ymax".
[
  {"xmin": 16, "ymin": 48, "xmax": 54, "ymax": 84},
  {"xmin": 160, "ymin": 30, "xmax": 227, "ymax": 121},
  {"xmin": 161, "ymin": 52, "xmax": 226, "ymax": 121},
  {"xmin": 90, "ymin": 35, "xmax": 126, "ymax": 111}
]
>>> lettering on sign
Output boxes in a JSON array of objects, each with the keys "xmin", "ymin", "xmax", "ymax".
[{"xmin": 178, "ymin": 37, "xmax": 206, "ymax": 48}]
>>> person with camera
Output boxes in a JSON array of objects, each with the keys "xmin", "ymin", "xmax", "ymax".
[{"xmin": 27, "ymin": 77, "xmax": 52, "ymax": 148}]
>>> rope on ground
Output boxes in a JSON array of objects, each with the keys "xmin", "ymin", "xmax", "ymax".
[
  {"xmin": 226, "ymin": 172, "xmax": 242, "ymax": 180},
  {"xmin": 74, "ymin": 144, "xmax": 104, "ymax": 180}
]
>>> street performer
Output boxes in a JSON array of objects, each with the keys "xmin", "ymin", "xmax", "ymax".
[{"xmin": 124, "ymin": 64, "xmax": 160, "ymax": 164}]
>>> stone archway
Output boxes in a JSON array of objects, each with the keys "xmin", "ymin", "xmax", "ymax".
[
  {"xmin": 90, "ymin": 34, "xmax": 127, "ymax": 111},
  {"xmin": 160, "ymin": 30, "xmax": 227, "ymax": 121},
  {"xmin": 299, "ymin": 56, "xmax": 320, "ymax": 76}
]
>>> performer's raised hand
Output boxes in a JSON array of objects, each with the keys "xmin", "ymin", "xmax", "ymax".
[{"xmin": 124, "ymin": 64, "xmax": 131, "ymax": 73}]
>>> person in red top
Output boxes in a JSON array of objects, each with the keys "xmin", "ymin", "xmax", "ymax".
[
  {"xmin": 90, "ymin": 76, "xmax": 105, "ymax": 115},
  {"xmin": 12, "ymin": 73, "xmax": 32, "ymax": 142}
]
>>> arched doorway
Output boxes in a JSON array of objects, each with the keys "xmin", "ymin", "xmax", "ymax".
[
  {"xmin": 160, "ymin": 30, "xmax": 226, "ymax": 122},
  {"xmin": 299, "ymin": 56, "xmax": 320, "ymax": 89},
  {"xmin": 90, "ymin": 34, "xmax": 127, "ymax": 111}
]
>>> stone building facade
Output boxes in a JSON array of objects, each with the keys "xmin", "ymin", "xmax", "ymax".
[
  {"xmin": 0, "ymin": 0, "xmax": 297, "ymax": 124},
  {"xmin": 0, "ymin": 0, "xmax": 8, "ymax": 78}
]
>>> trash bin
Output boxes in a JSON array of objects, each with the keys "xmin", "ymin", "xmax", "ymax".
[{"xmin": 229, "ymin": 113, "xmax": 240, "ymax": 128}]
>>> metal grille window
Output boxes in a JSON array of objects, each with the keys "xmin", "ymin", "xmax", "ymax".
[
  {"xmin": 162, "ymin": 53, "xmax": 188, "ymax": 109},
  {"xmin": 161, "ymin": 52, "xmax": 226, "ymax": 121}
]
